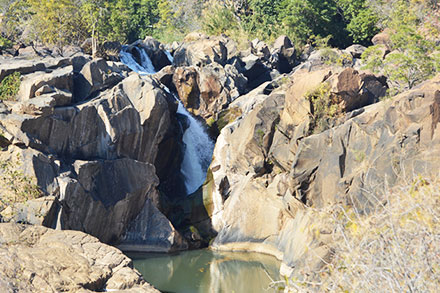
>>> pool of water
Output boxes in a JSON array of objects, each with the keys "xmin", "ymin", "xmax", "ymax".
[{"xmin": 128, "ymin": 249, "xmax": 282, "ymax": 293}]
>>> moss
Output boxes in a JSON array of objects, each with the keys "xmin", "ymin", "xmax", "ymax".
[
  {"xmin": 216, "ymin": 107, "xmax": 242, "ymax": 131},
  {"xmin": 256, "ymin": 128, "xmax": 265, "ymax": 147},
  {"xmin": 209, "ymin": 107, "xmax": 243, "ymax": 137},
  {"xmin": 0, "ymin": 72, "xmax": 21, "ymax": 101}
]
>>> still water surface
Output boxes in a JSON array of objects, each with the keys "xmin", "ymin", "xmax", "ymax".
[{"xmin": 129, "ymin": 249, "xmax": 282, "ymax": 293}]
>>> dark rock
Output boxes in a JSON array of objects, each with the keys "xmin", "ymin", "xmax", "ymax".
[{"xmin": 140, "ymin": 37, "xmax": 172, "ymax": 71}]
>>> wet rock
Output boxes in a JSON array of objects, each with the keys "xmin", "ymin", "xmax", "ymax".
[
  {"xmin": 173, "ymin": 66, "xmax": 200, "ymax": 110},
  {"xmin": 140, "ymin": 37, "xmax": 172, "ymax": 71}
]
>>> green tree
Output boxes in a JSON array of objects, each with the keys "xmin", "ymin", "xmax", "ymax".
[
  {"xmin": 362, "ymin": 0, "xmax": 440, "ymax": 93},
  {"xmin": 241, "ymin": 0, "xmax": 282, "ymax": 41},
  {"xmin": 278, "ymin": 0, "xmax": 378, "ymax": 47},
  {"xmin": 26, "ymin": 0, "xmax": 85, "ymax": 45},
  {"xmin": 202, "ymin": 1, "xmax": 239, "ymax": 36},
  {"xmin": 279, "ymin": 0, "xmax": 347, "ymax": 47}
]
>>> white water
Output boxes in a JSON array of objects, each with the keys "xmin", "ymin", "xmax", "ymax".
[
  {"xmin": 119, "ymin": 45, "xmax": 214, "ymax": 195},
  {"xmin": 120, "ymin": 46, "xmax": 156, "ymax": 75},
  {"xmin": 165, "ymin": 50, "xmax": 174, "ymax": 63},
  {"xmin": 177, "ymin": 103, "xmax": 214, "ymax": 194}
]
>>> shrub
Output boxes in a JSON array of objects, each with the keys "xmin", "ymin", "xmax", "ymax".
[
  {"xmin": 0, "ymin": 35, "xmax": 12, "ymax": 51},
  {"xmin": 361, "ymin": 0, "xmax": 440, "ymax": 94},
  {"xmin": 0, "ymin": 72, "xmax": 21, "ymax": 101},
  {"xmin": 306, "ymin": 82, "xmax": 342, "ymax": 134},
  {"xmin": 202, "ymin": 1, "xmax": 239, "ymax": 37},
  {"xmin": 0, "ymin": 155, "xmax": 43, "ymax": 213},
  {"xmin": 279, "ymin": 176, "xmax": 440, "ymax": 292}
]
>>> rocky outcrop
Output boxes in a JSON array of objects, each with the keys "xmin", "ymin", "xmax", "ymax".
[
  {"xmin": 0, "ymin": 223, "xmax": 159, "ymax": 292},
  {"xmin": 0, "ymin": 54, "xmax": 186, "ymax": 250},
  {"xmin": 205, "ymin": 45, "xmax": 439, "ymax": 277}
]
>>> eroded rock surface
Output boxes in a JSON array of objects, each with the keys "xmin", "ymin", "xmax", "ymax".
[
  {"xmin": 0, "ymin": 223, "xmax": 159, "ymax": 293},
  {"xmin": 0, "ymin": 53, "xmax": 186, "ymax": 250},
  {"xmin": 205, "ymin": 48, "xmax": 440, "ymax": 276}
]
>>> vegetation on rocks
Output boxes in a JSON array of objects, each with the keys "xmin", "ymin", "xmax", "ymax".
[
  {"xmin": 307, "ymin": 82, "xmax": 342, "ymax": 134},
  {"xmin": 0, "ymin": 72, "xmax": 21, "ymax": 101},
  {"xmin": 282, "ymin": 177, "xmax": 440, "ymax": 292},
  {"xmin": 362, "ymin": 0, "xmax": 440, "ymax": 94},
  {"xmin": 0, "ymin": 155, "xmax": 43, "ymax": 213}
]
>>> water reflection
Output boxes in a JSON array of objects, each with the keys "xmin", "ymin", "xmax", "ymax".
[{"xmin": 129, "ymin": 249, "xmax": 281, "ymax": 293}]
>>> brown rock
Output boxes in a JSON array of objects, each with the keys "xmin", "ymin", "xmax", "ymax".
[
  {"xmin": 372, "ymin": 28, "xmax": 392, "ymax": 47},
  {"xmin": 0, "ymin": 223, "xmax": 159, "ymax": 292},
  {"xmin": 173, "ymin": 66, "xmax": 200, "ymax": 110}
]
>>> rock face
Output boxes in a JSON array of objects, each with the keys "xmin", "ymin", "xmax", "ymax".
[
  {"xmin": 205, "ymin": 41, "xmax": 440, "ymax": 276},
  {"xmin": 4, "ymin": 32, "xmax": 438, "ymax": 285},
  {"xmin": 0, "ymin": 223, "xmax": 159, "ymax": 292},
  {"xmin": 0, "ymin": 54, "xmax": 186, "ymax": 250}
]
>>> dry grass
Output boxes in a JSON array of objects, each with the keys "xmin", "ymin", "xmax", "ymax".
[
  {"xmin": 282, "ymin": 176, "xmax": 440, "ymax": 292},
  {"xmin": 0, "ymin": 155, "xmax": 43, "ymax": 214}
]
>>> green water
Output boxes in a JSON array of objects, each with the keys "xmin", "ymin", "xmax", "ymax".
[{"xmin": 129, "ymin": 249, "xmax": 282, "ymax": 293}]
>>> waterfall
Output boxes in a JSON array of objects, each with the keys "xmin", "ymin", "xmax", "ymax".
[
  {"xmin": 119, "ymin": 45, "xmax": 214, "ymax": 195},
  {"xmin": 120, "ymin": 45, "xmax": 156, "ymax": 75},
  {"xmin": 177, "ymin": 102, "xmax": 214, "ymax": 194},
  {"xmin": 165, "ymin": 50, "xmax": 174, "ymax": 63}
]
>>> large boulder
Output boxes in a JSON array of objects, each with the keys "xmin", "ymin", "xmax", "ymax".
[
  {"xmin": 270, "ymin": 35, "xmax": 297, "ymax": 73},
  {"xmin": 74, "ymin": 58, "xmax": 126, "ymax": 101},
  {"xmin": 173, "ymin": 66, "xmax": 200, "ymax": 110},
  {"xmin": 172, "ymin": 63, "xmax": 247, "ymax": 120},
  {"xmin": 0, "ymin": 223, "xmax": 159, "ymax": 292},
  {"xmin": 140, "ymin": 37, "xmax": 172, "ymax": 71},
  {"xmin": 173, "ymin": 34, "xmax": 228, "ymax": 67}
]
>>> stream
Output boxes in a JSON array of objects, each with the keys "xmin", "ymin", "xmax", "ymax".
[{"xmin": 128, "ymin": 250, "xmax": 282, "ymax": 293}]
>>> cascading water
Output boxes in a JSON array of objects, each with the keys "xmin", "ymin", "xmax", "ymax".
[
  {"xmin": 120, "ymin": 45, "xmax": 156, "ymax": 75},
  {"xmin": 177, "ymin": 102, "xmax": 214, "ymax": 194},
  {"xmin": 165, "ymin": 50, "xmax": 174, "ymax": 63},
  {"xmin": 119, "ymin": 45, "xmax": 214, "ymax": 195}
]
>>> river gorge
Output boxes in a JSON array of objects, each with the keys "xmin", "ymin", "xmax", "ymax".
[{"xmin": 0, "ymin": 31, "xmax": 439, "ymax": 292}]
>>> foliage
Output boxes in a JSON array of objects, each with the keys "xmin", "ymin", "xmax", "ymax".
[
  {"xmin": 362, "ymin": 0, "xmax": 440, "ymax": 94},
  {"xmin": 202, "ymin": 1, "xmax": 239, "ymax": 36},
  {"xmin": 241, "ymin": 0, "xmax": 283, "ymax": 41},
  {"xmin": 279, "ymin": 0, "xmax": 379, "ymax": 48},
  {"xmin": 199, "ymin": 0, "xmax": 379, "ymax": 48},
  {"xmin": 154, "ymin": 0, "xmax": 204, "ymax": 43},
  {"xmin": 0, "ymin": 35, "xmax": 12, "ymax": 50},
  {"xmin": 306, "ymin": 82, "xmax": 342, "ymax": 134},
  {"xmin": 0, "ymin": 0, "xmax": 161, "ymax": 46},
  {"xmin": 281, "ymin": 176, "xmax": 440, "ymax": 292},
  {"xmin": 318, "ymin": 47, "xmax": 353, "ymax": 67},
  {"xmin": 0, "ymin": 154, "xmax": 43, "ymax": 213},
  {"xmin": 0, "ymin": 72, "xmax": 21, "ymax": 101},
  {"xmin": 26, "ymin": 0, "xmax": 85, "ymax": 46}
]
